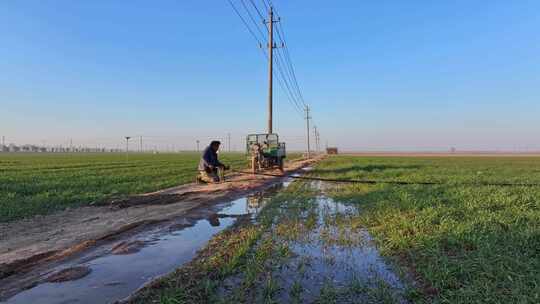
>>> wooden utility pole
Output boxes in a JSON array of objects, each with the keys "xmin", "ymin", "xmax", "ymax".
[
  {"xmin": 305, "ymin": 105, "xmax": 311, "ymax": 159},
  {"xmin": 267, "ymin": 6, "xmax": 277, "ymax": 134}
]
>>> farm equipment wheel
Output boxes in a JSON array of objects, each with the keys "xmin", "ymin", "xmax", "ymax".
[{"xmin": 278, "ymin": 157, "xmax": 284, "ymax": 172}]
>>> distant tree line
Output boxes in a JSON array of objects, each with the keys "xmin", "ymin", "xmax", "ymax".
[{"xmin": 0, "ymin": 144, "xmax": 123, "ymax": 153}]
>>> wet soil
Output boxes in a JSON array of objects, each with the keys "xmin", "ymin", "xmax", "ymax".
[
  {"xmin": 0, "ymin": 158, "xmax": 412, "ymax": 304},
  {"xmin": 45, "ymin": 266, "xmax": 92, "ymax": 283},
  {"xmin": 218, "ymin": 182, "xmax": 410, "ymax": 303},
  {"xmin": 0, "ymin": 158, "xmax": 320, "ymax": 303},
  {"xmin": 0, "ymin": 157, "xmax": 319, "ymax": 270}
]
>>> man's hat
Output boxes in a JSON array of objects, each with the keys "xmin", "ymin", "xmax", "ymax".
[{"xmin": 210, "ymin": 140, "xmax": 221, "ymax": 146}]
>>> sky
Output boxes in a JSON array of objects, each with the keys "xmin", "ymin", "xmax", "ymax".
[{"xmin": 1, "ymin": 0, "xmax": 539, "ymax": 151}]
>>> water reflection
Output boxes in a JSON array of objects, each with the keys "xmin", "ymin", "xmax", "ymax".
[{"xmin": 2, "ymin": 181, "xmax": 291, "ymax": 304}]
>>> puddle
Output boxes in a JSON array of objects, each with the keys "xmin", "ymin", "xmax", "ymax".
[
  {"xmin": 4, "ymin": 218, "xmax": 236, "ymax": 304},
  {"xmin": 2, "ymin": 183, "xmax": 289, "ymax": 304},
  {"xmin": 273, "ymin": 196, "xmax": 407, "ymax": 303},
  {"xmin": 220, "ymin": 183, "xmax": 283, "ymax": 217},
  {"xmin": 2, "ymin": 177, "xmax": 408, "ymax": 304},
  {"xmin": 220, "ymin": 182, "xmax": 409, "ymax": 303}
]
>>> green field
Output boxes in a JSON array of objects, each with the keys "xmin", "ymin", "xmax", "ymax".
[
  {"xmin": 316, "ymin": 156, "xmax": 540, "ymax": 303},
  {"xmin": 0, "ymin": 152, "xmax": 249, "ymax": 222},
  {"xmin": 134, "ymin": 156, "xmax": 540, "ymax": 304}
]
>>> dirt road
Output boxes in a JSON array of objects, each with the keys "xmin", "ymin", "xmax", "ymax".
[{"xmin": 0, "ymin": 156, "xmax": 322, "ymax": 300}]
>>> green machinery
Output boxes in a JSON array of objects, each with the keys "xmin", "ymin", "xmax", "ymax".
[{"xmin": 246, "ymin": 133, "xmax": 286, "ymax": 172}]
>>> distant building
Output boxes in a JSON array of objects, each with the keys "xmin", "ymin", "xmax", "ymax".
[
  {"xmin": 8, "ymin": 144, "xmax": 20, "ymax": 152},
  {"xmin": 326, "ymin": 147, "xmax": 338, "ymax": 155}
]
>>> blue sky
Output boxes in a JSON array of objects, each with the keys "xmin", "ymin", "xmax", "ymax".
[{"xmin": 1, "ymin": 0, "xmax": 539, "ymax": 151}]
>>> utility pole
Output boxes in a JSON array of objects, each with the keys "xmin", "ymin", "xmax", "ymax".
[
  {"xmin": 228, "ymin": 133, "xmax": 231, "ymax": 152},
  {"xmin": 305, "ymin": 105, "xmax": 311, "ymax": 159},
  {"xmin": 266, "ymin": 6, "xmax": 279, "ymax": 134},
  {"xmin": 314, "ymin": 126, "xmax": 318, "ymax": 154},
  {"xmin": 196, "ymin": 140, "xmax": 200, "ymax": 152},
  {"xmin": 139, "ymin": 136, "xmax": 143, "ymax": 153},
  {"xmin": 316, "ymin": 131, "xmax": 319, "ymax": 153},
  {"xmin": 1, "ymin": 136, "xmax": 4, "ymax": 147},
  {"xmin": 317, "ymin": 130, "xmax": 321, "ymax": 153},
  {"xmin": 125, "ymin": 137, "xmax": 131, "ymax": 162}
]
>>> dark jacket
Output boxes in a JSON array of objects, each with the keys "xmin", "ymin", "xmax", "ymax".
[{"xmin": 198, "ymin": 146, "xmax": 223, "ymax": 171}]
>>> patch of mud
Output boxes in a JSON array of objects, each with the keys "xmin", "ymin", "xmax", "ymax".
[
  {"xmin": 111, "ymin": 241, "xmax": 148, "ymax": 255},
  {"xmin": 46, "ymin": 266, "xmax": 92, "ymax": 283}
]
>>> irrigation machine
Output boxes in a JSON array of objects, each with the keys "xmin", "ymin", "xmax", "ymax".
[{"xmin": 246, "ymin": 133, "xmax": 286, "ymax": 173}]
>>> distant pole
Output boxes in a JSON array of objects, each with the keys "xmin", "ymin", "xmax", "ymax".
[
  {"xmin": 314, "ymin": 126, "xmax": 318, "ymax": 154},
  {"xmin": 125, "ymin": 137, "xmax": 131, "ymax": 162},
  {"xmin": 228, "ymin": 133, "xmax": 231, "ymax": 152},
  {"xmin": 70, "ymin": 138, "xmax": 73, "ymax": 153},
  {"xmin": 317, "ymin": 130, "xmax": 321, "ymax": 152},
  {"xmin": 196, "ymin": 140, "xmax": 200, "ymax": 152},
  {"xmin": 1, "ymin": 136, "xmax": 4, "ymax": 147},
  {"xmin": 305, "ymin": 105, "xmax": 311, "ymax": 159},
  {"xmin": 139, "ymin": 136, "xmax": 143, "ymax": 153}
]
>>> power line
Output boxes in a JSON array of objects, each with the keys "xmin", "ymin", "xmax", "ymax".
[
  {"xmin": 258, "ymin": 2, "xmax": 307, "ymax": 109},
  {"xmin": 248, "ymin": 0, "xmax": 266, "ymax": 20},
  {"xmin": 259, "ymin": 0, "xmax": 269, "ymax": 12},
  {"xmin": 274, "ymin": 67, "xmax": 304, "ymax": 116},
  {"xmin": 240, "ymin": 0, "xmax": 267, "ymax": 43},
  {"xmin": 227, "ymin": 0, "xmax": 311, "ymax": 123},
  {"xmin": 274, "ymin": 49, "xmax": 304, "ymax": 113},
  {"xmin": 227, "ymin": 0, "xmax": 303, "ymax": 117},
  {"xmin": 259, "ymin": 3, "xmax": 307, "ymax": 110},
  {"xmin": 264, "ymin": 3, "xmax": 310, "ymax": 115},
  {"xmin": 226, "ymin": 0, "xmax": 265, "ymax": 47},
  {"xmin": 275, "ymin": 15, "xmax": 307, "ymax": 107}
]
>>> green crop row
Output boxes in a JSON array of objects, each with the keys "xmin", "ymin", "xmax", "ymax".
[
  {"xmin": 0, "ymin": 152, "xmax": 250, "ymax": 222},
  {"xmin": 315, "ymin": 156, "xmax": 540, "ymax": 303}
]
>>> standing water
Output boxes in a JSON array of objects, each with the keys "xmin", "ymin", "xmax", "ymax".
[
  {"xmin": 3, "ymin": 172, "xmax": 408, "ymax": 304},
  {"xmin": 2, "ymin": 184, "xmax": 284, "ymax": 304}
]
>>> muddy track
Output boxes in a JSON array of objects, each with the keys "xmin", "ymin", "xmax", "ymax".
[{"xmin": 0, "ymin": 157, "xmax": 322, "ymax": 301}]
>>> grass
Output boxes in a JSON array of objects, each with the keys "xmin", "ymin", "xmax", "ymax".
[
  {"xmin": 315, "ymin": 156, "xmax": 540, "ymax": 303},
  {"xmin": 123, "ymin": 155, "xmax": 540, "ymax": 303},
  {"xmin": 0, "ymin": 152, "xmax": 249, "ymax": 222},
  {"xmin": 0, "ymin": 152, "xmax": 304, "ymax": 222}
]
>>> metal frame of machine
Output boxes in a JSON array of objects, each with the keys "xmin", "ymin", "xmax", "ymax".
[{"xmin": 246, "ymin": 133, "xmax": 286, "ymax": 173}]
